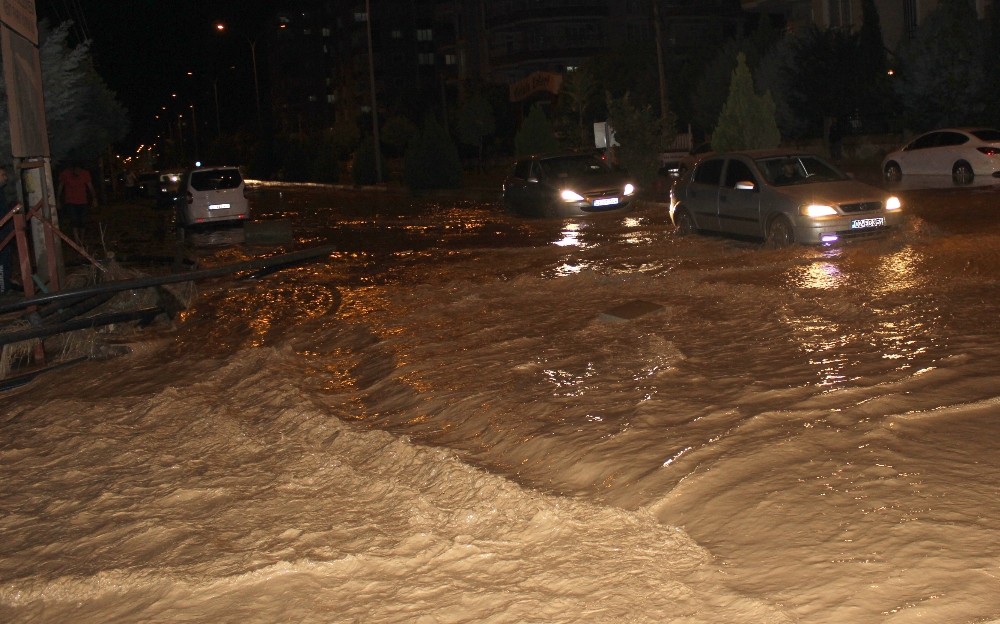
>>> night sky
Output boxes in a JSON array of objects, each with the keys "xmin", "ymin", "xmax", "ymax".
[{"xmin": 36, "ymin": 0, "xmax": 272, "ymax": 149}]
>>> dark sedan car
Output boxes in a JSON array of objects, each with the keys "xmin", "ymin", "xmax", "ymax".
[
  {"xmin": 136, "ymin": 171, "xmax": 160, "ymax": 199},
  {"xmin": 670, "ymin": 150, "xmax": 903, "ymax": 245},
  {"xmin": 502, "ymin": 152, "xmax": 636, "ymax": 217}
]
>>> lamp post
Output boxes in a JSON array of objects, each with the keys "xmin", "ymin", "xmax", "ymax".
[
  {"xmin": 365, "ymin": 0, "xmax": 382, "ymax": 183},
  {"xmin": 215, "ymin": 23, "xmax": 261, "ymax": 128},
  {"xmin": 187, "ymin": 69, "xmax": 222, "ymax": 138}
]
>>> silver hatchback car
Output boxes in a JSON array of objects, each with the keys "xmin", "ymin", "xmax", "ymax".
[{"xmin": 670, "ymin": 150, "xmax": 902, "ymax": 245}]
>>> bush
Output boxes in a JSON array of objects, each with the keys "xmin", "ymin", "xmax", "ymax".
[
  {"xmin": 514, "ymin": 104, "xmax": 559, "ymax": 156},
  {"xmin": 404, "ymin": 114, "xmax": 462, "ymax": 190},
  {"xmin": 352, "ymin": 138, "xmax": 384, "ymax": 185},
  {"xmin": 606, "ymin": 92, "xmax": 677, "ymax": 189}
]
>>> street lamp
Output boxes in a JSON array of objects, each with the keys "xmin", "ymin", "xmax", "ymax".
[
  {"xmin": 187, "ymin": 69, "xmax": 222, "ymax": 137},
  {"xmin": 365, "ymin": 0, "xmax": 382, "ymax": 183},
  {"xmin": 215, "ymin": 22, "xmax": 261, "ymax": 128}
]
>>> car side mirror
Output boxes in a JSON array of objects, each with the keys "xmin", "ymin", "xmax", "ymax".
[{"xmin": 735, "ymin": 180, "xmax": 756, "ymax": 191}]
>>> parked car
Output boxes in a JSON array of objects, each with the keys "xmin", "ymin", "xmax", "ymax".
[
  {"xmin": 136, "ymin": 171, "xmax": 160, "ymax": 199},
  {"xmin": 502, "ymin": 151, "xmax": 636, "ymax": 217},
  {"xmin": 882, "ymin": 127, "xmax": 1000, "ymax": 185},
  {"xmin": 678, "ymin": 141, "xmax": 714, "ymax": 174},
  {"xmin": 155, "ymin": 170, "xmax": 182, "ymax": 209},
  {"xmin": 175, "ymin": 165, "xmax": 249, "ymax": 227},
  {"xmin": 670, "ymin": 150, "xmax": 903, "ymax": 246}
]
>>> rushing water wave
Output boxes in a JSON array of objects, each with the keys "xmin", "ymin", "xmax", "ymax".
[{"xmin": 3, "ymin": 185, "xmax": 1000, "ymax": 623}]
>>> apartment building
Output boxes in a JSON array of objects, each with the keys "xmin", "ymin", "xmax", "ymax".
[{"xmin": 740, "ymin": 0, "xmax": 996, "ymax": 50}]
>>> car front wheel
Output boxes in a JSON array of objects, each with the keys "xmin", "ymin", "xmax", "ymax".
[
  {"xmin": 673, "ymin": 208, "xmax": 695, "ymax": 235},
  {"xmin": 765, "ymin": 215, "xmax": 794, "ymax": 247},
  {"xmin": 883, "ymin": 162, "xmax": 902, "ymax": 184},
  {"xmin": 952, "ymin": 162, "xmax": 974, "ymax": 185}
]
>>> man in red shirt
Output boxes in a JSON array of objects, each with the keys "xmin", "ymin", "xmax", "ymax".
[{"xmin": 57, "ymin": 162, "xmax": 97, "ymax": 245}]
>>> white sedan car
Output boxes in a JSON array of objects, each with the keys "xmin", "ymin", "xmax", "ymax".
[{"xmin": 882, "ymin": 127, "xmax": 1000, "ymax": 185}]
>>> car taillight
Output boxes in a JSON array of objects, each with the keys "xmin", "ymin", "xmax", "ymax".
[{"xmin": 977, "ymin": 147, "xmax": 1000, "ymax": 156}]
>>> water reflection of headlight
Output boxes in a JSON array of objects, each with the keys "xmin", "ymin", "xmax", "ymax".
[{"xmin": 554, "ymin": 222, "xmax": 585, "ymax": 247}]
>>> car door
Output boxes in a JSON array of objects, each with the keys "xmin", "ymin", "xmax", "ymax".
[
  {"xmin": 934, "ymin": 131, "xmax": 970, "ymax": 172},
  {"xmin": 521, "ymin": 160, "xmax": 557, "ymax": 215},
  {"xmin": 717, "ymin": 157, "xmax": 761, "ymax": 236},
  {"xmin": 504, "ymin": 159, "xmax": 533, "ymax": 212},
  {"xmin": 684, "ymin": 157, "xmax": 724, "ymax": 231},
  {"xmin": 900, "ymin": 132, "xmax": 942, "ymax": 174}
]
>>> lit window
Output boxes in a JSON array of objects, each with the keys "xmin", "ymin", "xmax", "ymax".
[
  {"xmin": 418, "ymin": 52, "xmax": 434, "ymax": 65},
  {"xmin": 416, "ymin": 28, "xmax": 433, "ymax": 41}
]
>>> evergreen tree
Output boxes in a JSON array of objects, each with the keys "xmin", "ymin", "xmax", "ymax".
[
  {"xmin": 691, "ymin": 39, "xmax": 742, "ymax": 136},
  {"xmin": 380, "ymin": 115, "xmax": 417, "ymax": 158},
  {"xmin": 894, "ymin": 0, "xmax": 986, "ymax": 129},
  {"xmin": 755, "ymin": 38, "xmax": 810, "ymax": 139},
  {"xmin": 983, "ymin": 2, "xmax": 1000, "ymax": 128},
  {"xmin": 789, "ymin": 26, "xmax": 861, "ymax": 137},
  {"xmin": 690, "ymin": 21, "xmax": 780, "ymax": 139},
  {"xmin": 455, "ymin": 90, "xmax": 496, "ymax": 169},
  {"xmin": 711, "ymin": 52, "xmax": 780, "ymax": 152},
  {"xmin": 856, "ymin": 0, "xmax": 895, "ymax": 126},
  {"xmin": 514, "ymin": 103, "xmax": 559, "ymax": 156},
  {"xmin": 404, "ymin": 113, "xmax": 461, "ymax": 190},
  {"xmin": 1, "ymin": 20, "xmax": 127, "ymax": 164}
]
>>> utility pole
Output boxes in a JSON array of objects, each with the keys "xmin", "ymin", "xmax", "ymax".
[
  {"xmin": 365, "ymin": 0, "xmax": 382, "ymax": 183},
  {"xmin": 652, "ymin": 1, "xmax": 669, "ymax": 121}
]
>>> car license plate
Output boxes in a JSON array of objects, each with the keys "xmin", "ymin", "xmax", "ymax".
[
  {"xmin": 593, "ymin": 197, "xmax": 619, "ymax": 207},
  {"xmin": 209, "ymin": 203, "xmax": 231, "ymax": 210},
  {"xmin": 851, "ymin": 217, "xmax": 884, "ymax": 229}
]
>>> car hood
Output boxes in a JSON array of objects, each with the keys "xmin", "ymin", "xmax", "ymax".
[
  {"xmin": 773, "ymin": 178, "xmax": 887, "ymax": 203},
  {"xmin": 551, "ymin": 172, "xmax": 632, "ymax": 191}
]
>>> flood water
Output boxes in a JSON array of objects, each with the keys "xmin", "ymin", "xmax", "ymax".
[{"xmin": 3, "ymin": 180, "xmax": 1000, "ymax": 623}]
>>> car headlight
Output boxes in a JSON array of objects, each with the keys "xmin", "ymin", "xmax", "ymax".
[
  {"xmin": 885, "ymin": 196, "xmax": 902, "ymax": 211},
  {"xmin": 800, "ymin": 204, "xmax": 838, "ymax": 217},
  {"xmin": 560, "ymin": 189, "xmax": 585, "ymax": 202},
  {"xmin": 623, "ymin": 183, "xmax": 635, "ymax": 196}
]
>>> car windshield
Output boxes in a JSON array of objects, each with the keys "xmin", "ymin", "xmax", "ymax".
[
  {"xmin": 539, "ymin": 155, "xmax": 611, "ymax": 179},
  {"xmin": 756, "ymin": 155, "xmax": 847, "ymax": 186},
  {"xmin": 190, "ymin": 169, "xmax": 243, "ymax": 191},
  {"xmin": 971, "ymin": 129, "xmax": 1000, "ymax": 142}
]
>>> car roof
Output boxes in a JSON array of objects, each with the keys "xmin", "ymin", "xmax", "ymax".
[
  {"xmin": 915, "ymin": 127, "xmax": 999, "ymax": 135},
  {"xmin": 699, "ymin": 149, "xmax": 826, "ymax": 160},
  {"xmin": 185, "ymin": 165, "xmax": 242, "ymax": 172},
  {"xmin": 515, "ymin": 150, "xmax": 602, "ymax": 163}
]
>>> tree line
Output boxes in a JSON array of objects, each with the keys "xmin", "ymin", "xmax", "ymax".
[{"xmin": 5, "ymin": 0, "xmax": 998, "ymax": 192}]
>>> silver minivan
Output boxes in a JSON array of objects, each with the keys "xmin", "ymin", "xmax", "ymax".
[{"xmin": 175, "ymin": 165, "xmax": 249, "ymax": 227}]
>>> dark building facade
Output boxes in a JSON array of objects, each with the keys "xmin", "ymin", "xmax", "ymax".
[{"xmin": 267, "ymin": 1, "xmax": 751, "ymax": 132}]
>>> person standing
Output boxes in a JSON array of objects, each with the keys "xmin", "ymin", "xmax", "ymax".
[
  {"xmin": 124, "ymin": 169, "xmax": 138, "ymax": 201},
  {"xmin": 57, "ymin": 162, "xmax": 97, "ymax": 245}
]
